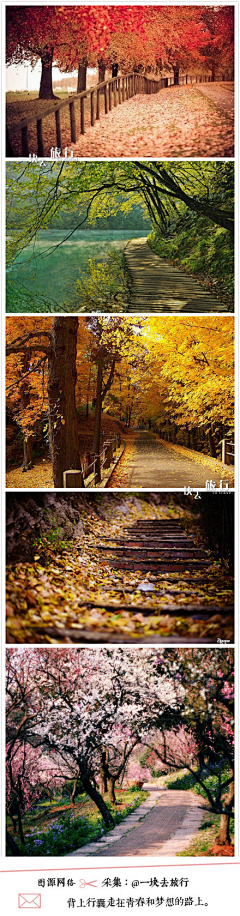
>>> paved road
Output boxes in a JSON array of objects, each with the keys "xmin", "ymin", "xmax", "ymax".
[
  {"xmin": 122, "ymin": 431, "xmax": 228, "ymax": 488},
  {"xmin": 124, "ymin": 239, "xmax": 225, "ymax": 312},
  {"xmin": 69, "ymin": 787, "xmax": 204, "ymax": 858}
]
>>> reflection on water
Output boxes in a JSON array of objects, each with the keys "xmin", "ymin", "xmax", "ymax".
[{"xmin": 6, "ymin": 229, "xmax": 147, "ymax": 313}]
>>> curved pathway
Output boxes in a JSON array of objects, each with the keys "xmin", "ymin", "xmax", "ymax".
[
  {"xmin": 115, "ymin": 430, "xmax": 233, "ymax": 488},
  {"xmin": 68, "ymin": 786, "xmax": 204, "ymax": 858},
  {"xmin": 70, "ymin": 83, "xmax": 234, "ymax": 158},
  {"xmin": 124, "ymin": 238, "xmax": 225, "ymax": 311}
]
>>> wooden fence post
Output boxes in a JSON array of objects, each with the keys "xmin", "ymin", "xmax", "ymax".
[
  {"xmin": 104, "ymin": 84, "xmax": 108, "ymax": 113},
  {"xmin": 69, "ymin": 100, "xmax": 76, "ymax": 143},
  {"xmin": 80, "ymin": 96, "xmax": 85, "ymax": 134},
  {"xmin": 63, "ymin": 469, "xmax": 84, "ymax": 488},
  {"xmin": 55, "ymin": 109, "xmax": 62, "ymax": 149},
  {"xmin": 94, "ymin": 455, "xmax": 101, "ymax": 484},
  {"xmin": 96, "ymin": 87, "xmax": 100, "ymax": 120},
  {"xmin": 90, "ymin": 90, "xmax": 95, "ymax": 126}
]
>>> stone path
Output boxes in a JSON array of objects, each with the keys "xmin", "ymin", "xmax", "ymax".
[
  {"xmin": 119, "ymin": 430, "xmax": 233, "ymax": 488},
  {"xmin": 68, "ymin": 786, "xmax": 204, "ymax": 858},
  {"xmin": 124, "ymin": 239, "xmax": 225, "ymax": 312}
]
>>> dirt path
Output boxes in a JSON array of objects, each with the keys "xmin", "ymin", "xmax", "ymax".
[
  {"xmin": 69, "ymin": 786, "xmax": 204, "ymax": 857},
  {"xmin": 124, "ymin": 239, "xmax": 225, "ymax": 312},
  {"xmin": 70, "ymin": 83, "xmax": 234, "ymax": 158},
  {"xmin": 110, "ymin": 430, "xmax": 234, "ymax": 489}
]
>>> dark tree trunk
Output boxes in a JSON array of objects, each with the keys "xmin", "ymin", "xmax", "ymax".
[
  {"xmin": 6, "ymin": 830, "xmax": 21, "ymax": 856},
  {"xmin": 81, "ymin": 776, "xmax": 114, "ymax": 826},
  {"xmin": 39, "ymin": 47, "xmax": 55, "ymax": 99},
  {"xmin": 217, "ymin": 776, "xmax": 234, "ymax": 845},
  {"xmin": 173, "ymin": 66, "xmax": 179, "ymax": 85},
  {"xmin": 208, "ymin": 429, "xmax": 217, "ymax": 458},
  {"xmin": 108, "ymin": 776, "xmax": 117, "ymax": 804},
  {"xmin": 98, "ymin": 60, "xmax": 106, "ymax": 83},
  {"xmin": 99, "ymin": 750, "xmax": 108, "ymax": 795},
  {"xmin": 47, "ymin": 317, "xmax": 81, "ymax": 487},
  {"xmin": 17, "ymin": 806, "xmax": 25, "ymax": 845},
  {"xmin": 70, "ymin": 777, "xmax": 79, "ymax": 805},
  {"xmin": 93, "ymin": 353, "xmax": 103, "ymax": 456},
  {"xmin": 77, "ymin": 61, "xmax": 87, "ymax": 93},
  {"xmin": 20, "ymin": 354, "xmax": 34, "ymax": 469},
  {"xmin": 22, "ymin": 434, "xmax": 33, "ymax": 470}
]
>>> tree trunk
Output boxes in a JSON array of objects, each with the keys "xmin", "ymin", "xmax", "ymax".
[
  {"xmin": 173, "ymin": 66, "xmax": 179, "ymax": 85},
  {"xmin": 6, "ymin": 830, "xmax": 21, "ymax": 856},
  {"xmin": 47, "ymin": 317, "xmax": 81, "ymax": 487},
  {"xmin": 108, "ymin": 776, "xmax": 117, "ymax": 804},
  {"xmin": 17, "ymin": 806, "xmax": 25, "ymax": 846},
  {"xmin": 22, "ymin": 434, "xmax": 33, "ymax": 470},
  {"xmin": 82, "ymin": 776, "xmax": 114, "ymax": 826},
  {"xmin": 70, "ymin": 777, "xmax": 79, "ymax": 805},
  {"xmin": 77, "ymin": 61, "xmax": 87, "ymax": 93},
  {"xmin": 217, "ymin": 776, "xmax": 234, "ymax": 845},
  {"xmin": 39, "ymin": 47, "xmax": 55, "ymax": 99},
  {"xmin": 208, "ymin": 429, "xmax": 217, "ymax": 458},
  {"xmin": 98, "ymin": 60, "xmax": 106, "ymax": 83},
  {"xmin": 99, "ymin": 750, "xmax": 108, "ymax": 795},
  {"xmin": 20, "ymin": 354, "xmax": 34, "ymax": 469},
  {"xmin": 93, "ymin": 353, "xmax": 103, "ymax": 456}
]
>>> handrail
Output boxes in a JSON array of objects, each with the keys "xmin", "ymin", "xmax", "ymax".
[{"xmin": 6, "ymin": 70, "xmax": 219, "ymax": 158}]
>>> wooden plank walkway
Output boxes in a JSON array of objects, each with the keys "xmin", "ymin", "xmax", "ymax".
[{"xmin": 124, "ymin": 238, "xmax": 226, "ymax": 312}]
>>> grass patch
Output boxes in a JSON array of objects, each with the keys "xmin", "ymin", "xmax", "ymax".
[{"xmin": 6, "ymin": 787, "xmax": 148, "ymax": 856}]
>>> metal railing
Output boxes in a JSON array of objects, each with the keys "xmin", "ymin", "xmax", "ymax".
[{"xmin": 6, "ymin": 70, "xmax": 217, "ymax": 157}]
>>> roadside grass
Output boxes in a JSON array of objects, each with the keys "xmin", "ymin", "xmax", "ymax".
[
  {"xmin": 148, "ymin": 213, "xmax": 234, "ymax": 310},
  {"xmin": 6, "ymin": 787, "xmax": 148, "ymax": 856},
  {"xmin": 164, "ymin": 769, "xmax": 234, "ymax": 856}
]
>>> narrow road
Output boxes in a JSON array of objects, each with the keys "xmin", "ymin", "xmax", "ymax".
[
  {"xmin": 115, "ymin": 430, "xmax": 232, "ymax": 488},
  {"xmin": 69, "ymin": 787, "xmax": 204, "ymax": 858},
  {"xmin": 124, "ymin": 238, "xmax": 225, "ymax": 311},
  {"xmin": 69, "ymin": 83, "xmax": 234, "ymax": 158}
]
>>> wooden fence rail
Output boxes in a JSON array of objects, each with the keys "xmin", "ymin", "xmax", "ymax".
[
  {"xmin": 63, "ymin": 433, "xmax": 122, "ymax": 489},
  {"xmin": 6, "ymin": 70, "xmax": 217, "ymax": 158},
  {"xmin": 220, "ymin": 438, "xmax": 235, "ymax": 465}
]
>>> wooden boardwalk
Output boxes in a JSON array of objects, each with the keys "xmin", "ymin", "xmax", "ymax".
[{"xmin": 124, "ymin": 238, "xmax": 226, "ymax": 312}]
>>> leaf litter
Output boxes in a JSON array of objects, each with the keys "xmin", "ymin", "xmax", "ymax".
[{"xmin": 6, "ymin": 501, "xmax": 234, "ymax": 644}]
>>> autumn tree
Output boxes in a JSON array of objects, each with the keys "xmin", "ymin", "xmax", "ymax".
[
  {"xmin": 200, "ymin": 5, "xmax": 234, "ymax": 81},
  {"xmin": 6, "ymin": 316, "xmax": 81, "ymax": 487}
]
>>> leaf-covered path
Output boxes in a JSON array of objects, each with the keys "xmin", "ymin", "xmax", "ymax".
[
  {"xmin": 109, "ymin": 430, "xmax": 234, "ymax": 489},
  {"xmin": 6, "ymin": 499, "xmax": 234, "ymax": 644},
  {"xmin": 124, "ymin": 239, "xmax": 226, "ymax": 312},
  {"xmin": 70, "ymin": 83, "xmax": 234, "ymax": 158},
  {"xmin": 70, "ymin": 785, "xmax": 204, "ymax": 857}
]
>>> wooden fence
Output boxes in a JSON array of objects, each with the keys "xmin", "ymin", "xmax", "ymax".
[
  {"xmin": 63, "ymin": 433, "xmax": 122, "ymax": 488},
  {"xmin": 220, "ymin": 438, "xmax": 235, "ymax": 465},
  {"xmin": 6, "ymin": 70, "xmax": 215, "ymax": 158}
]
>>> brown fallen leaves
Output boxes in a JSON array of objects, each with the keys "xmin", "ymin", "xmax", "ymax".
[
  {"xmin": 6, "ymin": 503, "xmax": 234, "ymax": 644},
  {"xmin": 6, "ymin": 84, "xmax": 234, "ymax": 160}
]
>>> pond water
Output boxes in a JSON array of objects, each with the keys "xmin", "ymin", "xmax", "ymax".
[{"xmin": 6, "ymin": 229, "xmax": 147, "ymax": 313}]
